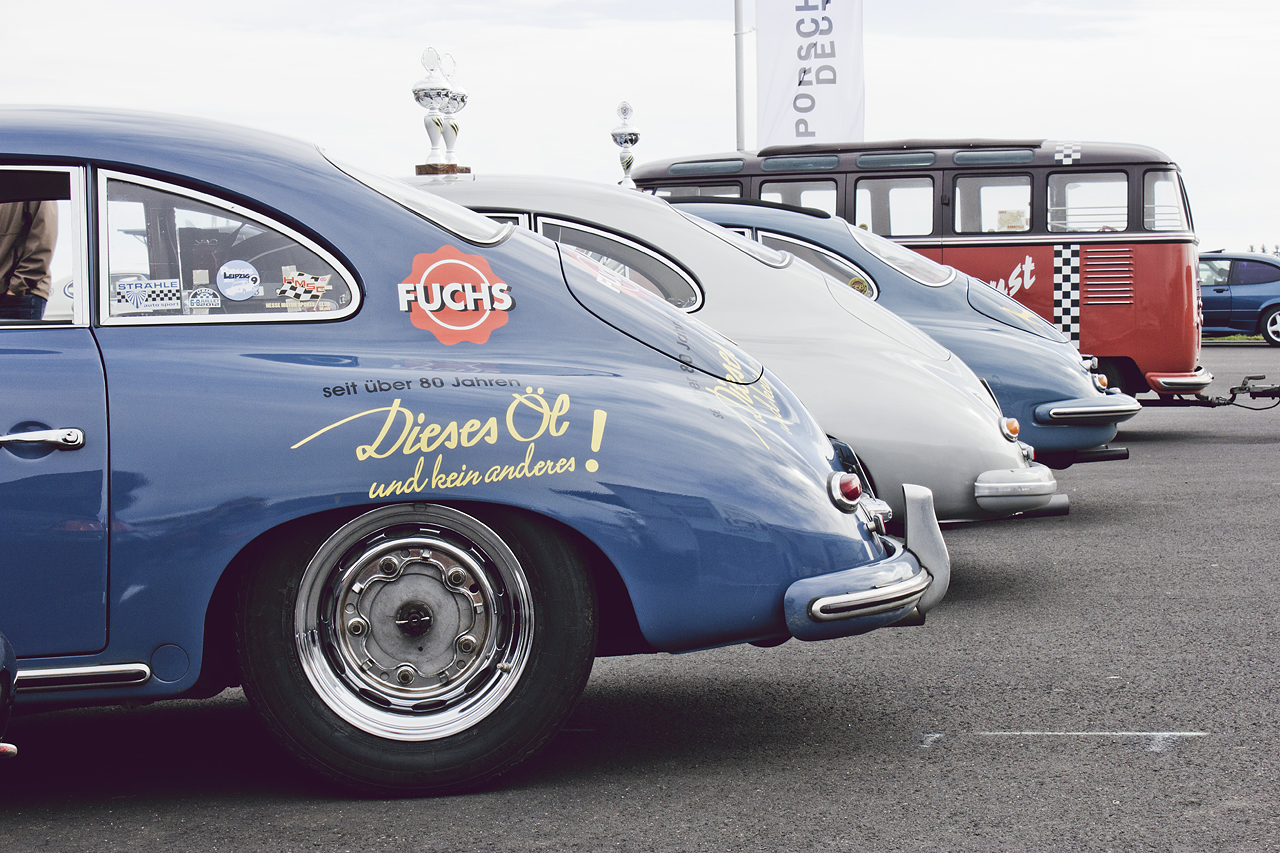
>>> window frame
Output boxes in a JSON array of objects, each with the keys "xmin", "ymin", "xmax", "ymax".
[
  {"xmin": 96, "ymin": 169, "xmax": 362, "ymax": 327},
  {"xmin": 0, "ymin": 164, "xmax": 91, "ymax": 328}
]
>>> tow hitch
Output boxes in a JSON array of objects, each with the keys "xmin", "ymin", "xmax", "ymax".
[{"xmin": 1142, "ymin": 375, "xmax": 1280, "ymax": 409}]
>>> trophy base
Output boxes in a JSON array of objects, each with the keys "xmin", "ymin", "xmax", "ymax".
[{"xmin": 416, "ymin": 163, "xmax": 472, "ymax": 175}]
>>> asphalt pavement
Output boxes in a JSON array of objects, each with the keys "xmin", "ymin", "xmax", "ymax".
[{"xmin": 2, "ymin": 342, "xmax": 1278, "ymax": 853}]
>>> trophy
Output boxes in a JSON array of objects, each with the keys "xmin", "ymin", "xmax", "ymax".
[
  {"xmin": 439, "ymin": 54, "xmax": 469, "ymax": 167},
  {"xmin": 611, "ymin": 101, "xmax": 640, "ymax": 189},
  {"xmin": 413, "ymin": 48, "xmax": 470, "ymax": 175}
]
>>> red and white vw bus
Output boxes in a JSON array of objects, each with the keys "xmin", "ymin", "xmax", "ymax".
[{"xmin": 634, "ymin": 139, "xmax": 1207, "ymax": 397}]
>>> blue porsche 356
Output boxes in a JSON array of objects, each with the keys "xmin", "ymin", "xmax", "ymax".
[{"xmin": 0, "ymin": 108, "xmax": 948, "ymax": 794}]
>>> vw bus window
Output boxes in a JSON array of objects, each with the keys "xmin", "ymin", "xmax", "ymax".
[
  {"xmin": 1143, "ymin": 170, "xmax": 1189, "ymax": 232},
  {"xmin": 954, "ymin": 175, "xmax": 1031, "ymax": 234},
  {"xmin": 1047, "ymin": 172, "xmax": 1128, "ymax": 232},
  {"xmin": 653, "ymin": 184, "xmax": 741, "ymax": 199},
  {"xmin": 854, "ymin": 176, "xmax": 933, "ymax": 237},
  {"xmin": 760, "ymin": 180, "xmax": 837, "ymax": 215}
]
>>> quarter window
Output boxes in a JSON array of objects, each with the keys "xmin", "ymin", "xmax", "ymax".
[
  {"xmin": 1235, "ymin": 260, "xmax": 1280, "ymax": 285},
  {"xmin": 760, "ymin": 180, "xmax": 837, "ymax": 215},
  {"xmin": 954, "ymin": 175, "xmax": 1031, "ymax": 233},
  {"xmin": 1047, "ymin": 172, "xmax": 1128, "ymax": 232},
  {"xmin": 853, "ymin": 176, "xmax": 933, "ymax": 237},
  {"xmin": 538, "ymin": 219, "xmax": 702, "ymax": 309},
  {"xmin": 758, "ymin": 232, "xmax": 878, "ymax": 299},
  {"xmin": 101, "ymin": 176, "xmax": 357, "ymax": 324}
]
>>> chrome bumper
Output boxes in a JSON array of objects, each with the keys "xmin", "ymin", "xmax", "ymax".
[
  {"xmin": 1145, "ymin": 367, "xmax": 1213, "ymax": 394},
  {"xmin": 1034, "ymin": 394, "xmax": 1142, "ymax": 424},
  {"xmin": 974, "ymin": 464, "xmax": 1057, "ymax": 513},
  {"xmin": 784, "ymin": 484, "xmax": 950, "ymax": 641}
]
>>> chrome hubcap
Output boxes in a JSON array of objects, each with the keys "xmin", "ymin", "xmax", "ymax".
[{"xmin": 294, "ymin": 507, "xmax": 534, "ymax": 741}]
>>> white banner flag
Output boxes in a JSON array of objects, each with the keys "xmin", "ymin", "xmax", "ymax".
[{"xmin": 756, "ymin": 0, "xmax": 864, "ymax": 148}]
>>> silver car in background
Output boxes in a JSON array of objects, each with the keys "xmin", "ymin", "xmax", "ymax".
[{"xmin": 410, "ymin": 175, "xmax": 1060, "ymax": 523}]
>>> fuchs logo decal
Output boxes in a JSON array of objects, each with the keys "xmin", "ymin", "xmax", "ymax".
[{"xmin": 398, "ymin": 246, "xmax": 514, "ymax": 345}]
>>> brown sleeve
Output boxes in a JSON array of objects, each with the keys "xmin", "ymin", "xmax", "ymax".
[{"xmin": 7, "ymin": 201, "xmax": 58, "ymax": 299}]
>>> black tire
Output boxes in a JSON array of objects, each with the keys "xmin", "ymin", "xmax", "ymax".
[
  {"xmin": 1261, "ymin": 306, "xmax": 1280, "ymax": 346},
  {"xmin": 236, "ymin": 503, "xmax": 596, "ymax": 795}
]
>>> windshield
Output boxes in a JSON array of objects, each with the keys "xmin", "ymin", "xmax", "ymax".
[{"xmin": 845, "ymin": 222, "xmax": 955, "ymax": 286}]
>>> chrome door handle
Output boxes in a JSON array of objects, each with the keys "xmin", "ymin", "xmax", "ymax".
[{"xmin": 0, "ymin": 428, "xmax": 85, "ymax": 449}]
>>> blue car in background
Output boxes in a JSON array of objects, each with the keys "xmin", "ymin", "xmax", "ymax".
[
  {"xmin": 1199, "ymin": 252, "xmax": 1280, "ymax": 345},
  {"xmin": 0, "ymin": 108, "xmax": 949, "ymax": 795},
  {"xmin": 675, "ymin": 200, "xmax": 1142, "ymax": 469}
]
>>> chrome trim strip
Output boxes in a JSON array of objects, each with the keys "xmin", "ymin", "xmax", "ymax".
[
  {"xmin": 808, "ymin": 569, "xmax": 930, "ymax": 622},
  {"xmin": 15, "ymin": 663, "xmax": 152, "ymax": 693}
]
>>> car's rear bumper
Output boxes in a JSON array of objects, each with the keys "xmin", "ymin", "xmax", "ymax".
[
  {"xmin": 973, "ymin": 464, "xmax": 1058, "ymax": 513},
  {"xmin": 1145, "ymin": 367, "xmax": 1213, "ymax": 394},
  {"xmin": 784, "ymin": 484, "xmax": 949, "ymax": 641}
]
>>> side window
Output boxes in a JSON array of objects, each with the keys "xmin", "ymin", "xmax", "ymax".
[
  {"xmin": 760, "ymin": 180, "xmax": 837, "ymax": 215},
  {"xmin": 0, "ymin": 167, "xmax": 86, "ymax": 325},
  {"xmin": 1143, "ymin": 170, "xmax": 1189, "ymax": 231},
  {"xmin": 853, "ymin": 176, "xmax": 933, "ymax": 237},
  {"xmin": 1198, "ymin": 259, "xmax": 1230, "ymax": 287},
  {"xmin": 758, "ymin": 232, "xmax": 878, "ymax": 299},
  {"xmin": 954, "ymin": 175, "xmax": 1031, "ymax": 233},
  {"xmin": 1235, "ymin": 260, "xmax": 1280, "ymax": 286},
  {"xmin": 538, "ymin": 219, "xmax": 701, "ymax": 309},
  {"xmin": 1047, "ymin": 172, "xmax": 1128, "ymax": 232},
  {"xmin": 101, "ymin": 175, "xmax": 357, "ymax": 323}
]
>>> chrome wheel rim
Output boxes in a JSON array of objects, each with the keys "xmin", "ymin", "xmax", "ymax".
[
  {"xmin": 294, "ymin": 506, "xmax": 534, "ymax": 741},
  {"xmin": 1266, "ymin": 311, "xmax": 1280, "ymax": 343}
]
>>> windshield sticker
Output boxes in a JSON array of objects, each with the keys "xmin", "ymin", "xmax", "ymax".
[
  {"xmin": 187, "ymin": 287, "xmax": 222, "ymax": 309},
  {"xmin": 217, "ymin": 260, "xmax": 263, "ymax": 301},
  {"xmin": 114, "ymin": 278, "xmax": 182, "ymax": 313},
  {"xmin": 292, "ymin": 390, "xmax": 607, "ymax": 496},
  {"xmin": 398, "ymin": 246, "xmax": 513, "ymax": 345},
  {"xmin": 278, "ymin": 266, "xmax": 332, "ymax": 301}
]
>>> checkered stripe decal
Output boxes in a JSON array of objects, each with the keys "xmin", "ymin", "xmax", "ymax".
[
  {"xmin": 1053, "ymin": 245, "xmax": 1082, "ymax": 342},
  {"xmin": 114, "ymin": 281, "xmax": 183, "ymax": 311},
  {"xmin": 1054, "ymin": 142, "xmax": 1082, "ymax": 165}
]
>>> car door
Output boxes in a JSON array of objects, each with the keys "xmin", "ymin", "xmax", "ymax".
[
  {"xmin": 1198, "ymin": 258, "xmax": 1232, "ymax": 326},
  {"xmin": 0, "ymin": 165, "xmax": 110, "ymax": 658}
]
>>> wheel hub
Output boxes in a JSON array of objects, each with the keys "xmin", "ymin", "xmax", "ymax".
[{"xmin": 331, "ymin": 539, "xmax": 493, "ymax": 701}]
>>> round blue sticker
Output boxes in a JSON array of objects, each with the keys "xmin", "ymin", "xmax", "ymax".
[{"xmin": 217, "ymin": 260, "xmax": 261, "ymax": 301}]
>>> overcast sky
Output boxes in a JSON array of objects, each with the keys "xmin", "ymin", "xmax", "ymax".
[{"xmin": 3, "ymin": 0, "xmax": 1275, "ymax": 250}]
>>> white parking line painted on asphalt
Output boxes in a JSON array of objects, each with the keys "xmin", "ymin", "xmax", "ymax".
[
  {"xmin": 976, "ymin": 731, "xmax": 1209, "ymax": 752},
  {"xmin": 919, "ymin": 733, "xmax": 945, "ymax": 748}
]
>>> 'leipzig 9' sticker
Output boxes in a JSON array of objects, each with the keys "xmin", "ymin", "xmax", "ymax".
[
  {"xmin": 217, "ymin": 260, "xmax": 262, "ymax": 301},
  {"xmin": 398, "ymin": 246, "xmax": 513, "ymax": 345}
]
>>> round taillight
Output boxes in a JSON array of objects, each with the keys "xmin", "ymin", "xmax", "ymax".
[
  {"xmin": 1000, "ymin": 417, "xmax": 1021, "ymax": 441},
  {"xmin": 827, "ymin": 471, "xmax": 863, "ymax": 511}
]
